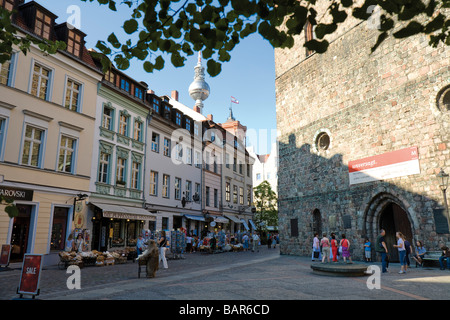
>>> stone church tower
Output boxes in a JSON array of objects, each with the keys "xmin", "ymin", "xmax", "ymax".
[{"xmin": 275, "ymin": 7, "xmax": 450, "ymax": 260}]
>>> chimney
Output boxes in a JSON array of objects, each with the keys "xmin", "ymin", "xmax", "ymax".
[
  {"xmin": 194, "ymin": 105, "xmax": 201, "ymax": 113},
  {"xmin": 147, "ymin": 89, "xmax": 155, "ymax": 95},
  {"xmin": 171, "ymin": 90, "xmax": 179, "ymax": 101},
  {"xmin": 207, "ymin": 114, "xmax": 213, "ymax": 121}
]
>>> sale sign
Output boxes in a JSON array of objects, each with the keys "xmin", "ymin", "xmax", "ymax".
[
  {"xmin": 18, "ymin": 254, "xmax": 43, "ymax": 297},
  {"xmin": 348, "ymin": 147, "xmax": 420, "ymax": 185},
  {"xmin": 0, "ymin": 245, "xmax": 11, "ymax": 267}
]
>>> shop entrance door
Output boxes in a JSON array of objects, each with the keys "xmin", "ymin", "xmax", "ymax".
[
  {"xmin": 10, "ymin": 204, "xmax": 32, "ymax": 262},
  {"xmin": 379, "ymin": 202, "xmax": 413, "ymax": 262}
]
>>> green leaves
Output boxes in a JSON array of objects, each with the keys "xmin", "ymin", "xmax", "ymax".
[
  {"xmin": 3, "ymin": 0, "xmax": 450, "ymax": 78},
  {"xmin": 0, "ymin": 195, "xmax": 19, "ymax": 219}
]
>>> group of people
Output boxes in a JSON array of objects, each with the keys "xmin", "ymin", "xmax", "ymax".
[
  {"xmin": 136, "ymin": 233, "xmax": 168, "ymax": 270},
  {"xmin": 312, "ymin": 229, "xmax": 450, "ymax": 274},
  {"xmin": 65, "ymin": 233, "xmax": 87, "ymax": 253},
  {"xmin": 312, "ymin": 232, "xmax": 353, "ymax": 264}
]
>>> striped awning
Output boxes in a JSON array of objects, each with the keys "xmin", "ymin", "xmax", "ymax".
[{"xmin": 92, "ymin": 202, "xmax": 156, "ymax": 221}]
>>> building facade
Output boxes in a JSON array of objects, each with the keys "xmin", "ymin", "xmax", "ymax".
[
  {"xmin": 248, "ymin": 142, "xmax": 279, "ymax": 194},
  {"xmin": 275, "ymin": 7, "xmax": 450, "ymax": 260},
  {"xmin": 0, "ymin": 0, "xmax": 103, "ymax": 264}
]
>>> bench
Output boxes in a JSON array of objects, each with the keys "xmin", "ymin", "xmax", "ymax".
[{"xmin": 421, "ymin": 251, "xmax": 442, "ymax": 267}]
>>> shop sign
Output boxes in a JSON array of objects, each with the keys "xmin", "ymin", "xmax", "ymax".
[
  {"xmin": 0, "ymin": 244, "xmax": 11, "ymax": 266},
  {"xmin": 17, "ymin": 254, "xmax": 43, "ymax": 298},
  {"xmin": 0, "ymin": 186, "xmax": 33, "ymax": 201},
  {"xmin": 348, "ymin": 146, "xmax": 420, "ymax": 185}
]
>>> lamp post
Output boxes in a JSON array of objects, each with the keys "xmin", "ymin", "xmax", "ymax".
[{"xmin": 437, "ymin": 168, "xmax": 449, "ymax": 224}]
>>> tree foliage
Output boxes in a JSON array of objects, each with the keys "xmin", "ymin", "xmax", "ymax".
[
  {"xmin": 0, "ymin": 195, "xmax": 19, "ymax": 219},
  {"xmin": 253, "ymin": 180, "xmax": 278, "ymax": 231},
  {"xmin": 1, "ymin": 0, "xmax": 450, "ymax": 76}
]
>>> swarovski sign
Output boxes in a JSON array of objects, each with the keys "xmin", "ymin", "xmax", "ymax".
[{"xmin": 0, "ymin": 186, "xmax": 34, "ymax": 201}]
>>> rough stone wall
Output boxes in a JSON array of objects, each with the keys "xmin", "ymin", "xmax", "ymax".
[{"xmin": 275, "ymin": 10, "xmax": 450, "ymax": 259}]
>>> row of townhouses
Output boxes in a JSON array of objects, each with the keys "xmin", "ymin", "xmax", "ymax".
[{"xmin": 0, "ymin": 0, "xmax": 255, "ymax": 265}]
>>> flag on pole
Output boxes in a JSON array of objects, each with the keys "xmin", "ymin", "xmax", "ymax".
[{"xmin": 231, "ymin": 96, "xmax": 239, "ymax": 104}]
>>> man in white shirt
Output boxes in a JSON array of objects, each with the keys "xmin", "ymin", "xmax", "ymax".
[{"xmin": 252, "ymin": 232, "xmax": 260, "ymax": 252}]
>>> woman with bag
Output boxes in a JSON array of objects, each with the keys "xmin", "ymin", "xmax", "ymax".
[
  {"xmin": 340, "ymin": 234, "xmax": 353, "ymax": 264},
  {"xmin": 321, "ymin": 233, "xmax": 331, "ymax": 263},
  {"xmin": 312, "ymin": 233, "xmax": 320, "ymax": 261},
  {"xmin": 331, "ymin": 234, "xmax": 339, "ymax": 262},
  {"xmin": 393, "ymin": 232, "xmax": 407, "ymax": 274}
]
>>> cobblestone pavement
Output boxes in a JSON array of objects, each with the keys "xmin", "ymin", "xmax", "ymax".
[{"xmin": 1, "ymin": 246, "xmax": 450, "ymax": 301}]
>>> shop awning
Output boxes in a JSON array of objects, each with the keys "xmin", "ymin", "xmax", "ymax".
[
  {"xmin": 241, "ymin": 219, "xmax": 250, "ymax": 230},
  {"xmin": 225, "ymin": 215, "xmax": 242, "ymax": 224},
  {"xmin": 92, "ymin": 202, "xmax": 156, "ymax": 221},
  {"xmin": 249, "ymin": 219, "xmax": 257, "ymax": 230},
  {"xmin": 213, "ymin": 216, "xmax": 229, "ymax": 224},
  {"xmin": 183, "ymin": 214, "xmax": 205, "ymax": 221}
]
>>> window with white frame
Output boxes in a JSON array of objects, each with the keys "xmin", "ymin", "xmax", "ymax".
[
  {"xmin": 116, "ymin": 157, "xmax": 127, "ymax": 185},
  {"xmin": 195, "ymin": 150, "xmax": 201, "ymax": 168},
  {"xmin": 151, "ymin": 132, "xmax": 159, "ymax": 153},
  {"xmin": 185, "ymin": 180, "xmax": 192, "ymax": 201},
  {"xmin": 0, "ymin": 118, "xmax": 6, "ymax": 159},
  {"xmin": 163, "ymin": 137, "xmax": 171, "ymax": 157},
  {"xmin": 174, "ymin": 177, "xmax": 181, "ymax": 200},
  {"xmin": 133, "ymin": 120, "xmax": 142, "ymax": 141},
  {"xmin": 175, "ymin": 142, "xmax": 183, "ymax": 161},
  {"xmin": 58, "ymin": 135, "xmax": 76, "ymax": 173},
  {"xmin": 65, "ymin": 78, "xmax": 81, "ymax": 112},
  {"xmin": 247, "ymin": 188, "xmax": 252, "ymax": 205},
  {"xmin": 239, "ymin": 187, "xmax": 244, "ymax": 205},
  {"xmin": 98, "ymin": 152, "xmax": 110, "ymax": 183},
  {"xmin": 233, "ymin": 185, "xmax": 238, "ymax": 204},
  {"xmin": 195, "ymin": 183, "xmax": 201, "ymax": 201},
  {"xmin": 162, "ymin": 174, "xmax": 170, "ymax": 198},
  {"xmin": 225, "ymin": 182, "xmax": 231, "ymax": 202},
  {"xmin": 21, "ymin": 125, "xmax": 44, "ymax": 167},
  {"xmin": 118, "ymin": 113, "xmax": 129, "ymax": 136},
  {"xmin": 149, "ymin": 171, "xmax": 158, "ymax": 196},
  {"xmin": 31, "ymin": 63, "xmax": 51, "ymax": 100},
  {"xmin": 0, "ymin": 59, "xmax": 12, "ymax": 86},
  {"xmin": 186, "ymin": 147, "xmax": 192, "ymax": 165},
  {"xmin": 102, "ymin": 105, "xmax": 114, "ymax": 130},
  {"xmin": 131, "ymin": 161, "xmax": 140, "ymax": 189}
]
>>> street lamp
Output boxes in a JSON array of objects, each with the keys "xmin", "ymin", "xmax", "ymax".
[{"xmin": 437, "ymin": 168, "xmax": 449, "ymax": 224}]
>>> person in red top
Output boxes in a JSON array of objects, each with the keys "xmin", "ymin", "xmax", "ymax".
[{"xmin": 331, "ymin": 233, "xmax": 339, "ymax": 262}]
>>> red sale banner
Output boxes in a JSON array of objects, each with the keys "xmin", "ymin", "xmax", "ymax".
[
  {"xmin": 0, "ymin": 245, "xmax": 11, "ymax": 266},
  {"xmin": 18, "ymin": 254, "xmax": 43, "ymax": 296}
]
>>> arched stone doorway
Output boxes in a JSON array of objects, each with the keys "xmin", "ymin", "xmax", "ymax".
[
  {"xmin": 312, "ymin": 209, "xmax": 322, "ymax": 236},
  {"xmin": 364, "ymin": 192, "xmax": 415, "ymax": 262}
]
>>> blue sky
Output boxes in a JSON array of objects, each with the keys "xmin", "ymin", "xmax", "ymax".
[{"xmin": 45, "ymin": 0, "xmax": 277, "ymax": 154}]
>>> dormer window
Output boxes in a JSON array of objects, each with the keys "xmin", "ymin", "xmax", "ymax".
[
  {"xmin": 0, "ymin": 0, "xmax": 15, "ymax": 11},
  {"xmin": 67, "ymin": 30, "xmax": 82, "ymax": 57},
  {"xmin": 120, "ymin": 78, "xmax": 130, "ymax": 93},
  {"xmin": 35, "ymin": 10, "xmax": 52, "ymax": 40}
]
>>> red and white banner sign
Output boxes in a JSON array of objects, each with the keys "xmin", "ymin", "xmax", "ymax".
[{"xmin": 348, "ymin": 147, "xmax": 420, "ymax": 185}]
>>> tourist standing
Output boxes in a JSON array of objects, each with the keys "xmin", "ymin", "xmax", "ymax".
[
  {"xmin": 439, "ymin": 245, "xmax": 450, "ymax": 270},
  {"xmin": 394, "ymin": 232, "xmax": 407, "ymax": 274},
  {"xmin": 252, "ymin": 232, "xmax": 260, "ymax": 252},
  {"xmin": 375, "ymin": 229, "xmax": 389, "ymax": 273},
  {"xmin": 364, "ymin": 238, "xmax": 372, "ymax": 262},
  {"xmin": 158, "ymin": 232, "xmax": 168, "ymax": 269},
  {"xmin": 340, "ymin": 234, "xmax": 353, "ymax": 264},
  {"xmin": 331, "ymin": 234, "xmax": 338, "ymax": 262},
  {"xmin": 243, "ymin": 233, "xmax": 249, "ymax": 251},
  {"xmin": 312, "ymin": 232, "xmax": 320, "ymax": 261},
  {"xmin": 321, "ymin": 233, "xmax": 330, "ymax": 263}
]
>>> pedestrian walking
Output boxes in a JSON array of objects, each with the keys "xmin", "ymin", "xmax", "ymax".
[
  {"xmin": 404, "ymin": 238, "xmax": 411, "ymax": 270},
  {"xmin": 252, "ymin": 232, "xmax": 260, "ymax": 252},
  {"xmin": 393, "ymin": 232, "xmax": 407, "ymax": 274},
  {"xmin": 268, "ymin": 233, "xmax": 272, "ymax": 249},
  {"xmin": 243, "ymin": 233, "xmax": 249, "ymax": 251},
  {"xmin": 340, "ymin": 234, "xmax": 353, "ymax": 264},
  {"xmin": 321, "ymin": 233, "xmax": 330, "ymax": 263},
  {"xmin": 158, "ymin": 232, "xmax": 168, "ymax": 269},
  {"xmin": 312, "ymin": 232, "xmax": 320, "ymax": 261},
  {"xmin": 375, "ymin": 229, "xmax": 389, "ymax": 273},
  {"xmin": 364, "ymin": 238, "xmax": 372, "ymax": 262},
  {"xmin": 136, "ymin": 235, "xmax": 146, "ymax": 256},
  {"xmin": 331, "ymin": 233, "xmax": 338, "ymax": 262},
  {"xmin": 272, "ymin": 233, "xmax": 277, "ymax": 248}
]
